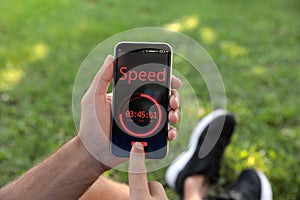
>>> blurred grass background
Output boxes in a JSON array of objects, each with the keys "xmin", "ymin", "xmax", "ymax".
[{"xmin": 0, "ymin": 0, "xmax": 299, "ymax": 199}]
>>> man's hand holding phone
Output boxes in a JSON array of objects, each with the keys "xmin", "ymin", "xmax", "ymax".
[{"xmin": 79, "ymin": 54, "xmax": 181, "ymax": 170}]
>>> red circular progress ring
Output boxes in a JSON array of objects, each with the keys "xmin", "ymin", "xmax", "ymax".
[{"xmin": 119, "ymin": 93, "xmax": 162, "ymax": 137}]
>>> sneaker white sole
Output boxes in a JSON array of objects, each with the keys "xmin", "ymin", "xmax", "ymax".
[
  {"xmin": 165, "ymin": 109, "xmax": 228, "ymax": 189},
  {"xmin": 258, "ymin": 171, "xmax": 273, "ymax": 200}
]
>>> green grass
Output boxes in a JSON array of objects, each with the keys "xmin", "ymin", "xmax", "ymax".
[{"xmin": 0, "ymin": 0, "xmax": 299, "ymax": 199}]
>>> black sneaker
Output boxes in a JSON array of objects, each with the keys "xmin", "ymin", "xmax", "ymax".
[
  {"xmin": 215, "ymin": 169, "xmax": 273, "ymax": 200},
  {"xmin": 165, "ymin": 109, "xmax": 236, "ymax": 196}
]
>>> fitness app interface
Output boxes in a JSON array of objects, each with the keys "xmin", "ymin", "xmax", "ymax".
[{"xmin": 112, "ymin": 44, "xmax": 171, "ymax": 158}]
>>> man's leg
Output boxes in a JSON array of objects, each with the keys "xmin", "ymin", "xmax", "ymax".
[
  {"xmin": 183, "ymin": 175, "xmax": 210, "ymax": 200},
  {"xmin": 79, "ymin": 174, "xmax": 210, "ymax": 200},
  {"xmin": 165, "ymin": 110, "xmax": 236, "ymax": 198},
  {"xmin": 80, "ymin": 176, "xmax": 129, "ymax": 200}
]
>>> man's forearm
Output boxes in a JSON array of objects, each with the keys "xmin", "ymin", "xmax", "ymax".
[{"xmin": 0, "ymin": 136, "xmax": 105, "ymax": 200}]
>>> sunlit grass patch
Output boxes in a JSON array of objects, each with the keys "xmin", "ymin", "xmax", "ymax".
[
  {"xmin": 165, "ymin": 15, "xmax": 199, "ymax": 32},
  {"xmin": 28, "ymin": 42, "xmax": 49, "ymax": 62},
  {"xmin": 0, "ymin": 62, "xmax": 24, "ymax": 91},
  {"xmin": 200, "ymin": 27, "xmax": 216, "ymax": 44},
  {"xmin": 165, "ymin": 21, "xmax": 182, "ymax": 32},
  {"xmin": 220, "ymin": 40, "xmax": 246, "ymax": 58},
  {"xmin": 182, "ymin": 16, "xmax": 199, "ymax": 30},
  {"xmin": 251, "ymin": 65, "xmax": 266, "ymax": 75}
]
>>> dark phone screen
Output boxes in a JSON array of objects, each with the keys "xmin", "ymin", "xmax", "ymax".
[{"xmin": 111, "ymin": 43, "xmax": 172, "ymax": 158}]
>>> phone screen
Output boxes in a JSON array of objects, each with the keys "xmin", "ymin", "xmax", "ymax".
[{"xmin": 111, "ymin": 42, "xmax": 172, "ymax": 158}]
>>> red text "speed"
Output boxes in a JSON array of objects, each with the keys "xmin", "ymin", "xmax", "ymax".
[{"xmin": 119, "ymin": 66, "xmax": 167, "ymax": 84}]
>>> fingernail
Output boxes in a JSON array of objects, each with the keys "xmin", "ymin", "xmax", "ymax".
[
  {"xmin": 134, "ymin": 142, "xmax": 144, "ymax": 151},
  {"xmin": 103, "ymin": 55, "xmax": 112, "ymax": 66}
]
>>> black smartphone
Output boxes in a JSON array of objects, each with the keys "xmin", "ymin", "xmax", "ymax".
[{"xmin": 111, "ymin": 42, "xmax": 172, "ymax": 158}]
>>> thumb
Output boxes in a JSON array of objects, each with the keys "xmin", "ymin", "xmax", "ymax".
[{"xmin": 89, "ymin": 55, "xmax": 114, "ymax": 96}]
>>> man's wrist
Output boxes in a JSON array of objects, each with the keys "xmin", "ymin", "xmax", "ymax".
[{"xmin": 74, "ymin": 135, "xmax": 109, "ymax": 175}]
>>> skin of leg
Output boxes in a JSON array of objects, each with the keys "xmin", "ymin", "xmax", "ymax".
[
  {"xmin": 79, "ymin": 173, "xmax": 209, "ymax": 200},
  {"xmin": 183, "ymin": 175, "xmax": 210, "ymax": 200},
  {"xmin": 80, "ymin": 176, "xmax": 129, "ymax": 200}
]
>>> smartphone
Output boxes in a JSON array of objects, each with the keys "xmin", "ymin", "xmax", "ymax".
[{"xmin": 111, "ymin": 42, "xmax": 172, "ymax": 158}]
